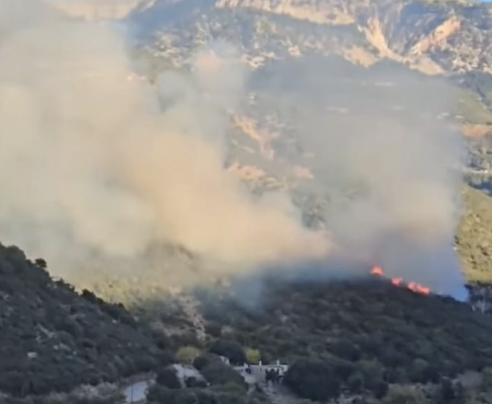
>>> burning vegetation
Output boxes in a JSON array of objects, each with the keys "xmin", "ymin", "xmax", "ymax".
[
  {"xmin": 370, "ymin": 266, "xmax": 431, "ymax": 295},
  {"xmin": 194, "ymin": 276, "xmax": 492, "ymax": 404}
]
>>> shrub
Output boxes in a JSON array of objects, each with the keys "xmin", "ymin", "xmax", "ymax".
[
  {"xmin": 193, "ymin": 353, "xmax": 223, "ymax": 371},
  {"xmin": 176, "ymin": 346, "xmax": 201, "ymax": 364},
  {"xmin": 201, "ymin": 363, "xmax": 245, "ymax": 387},
  {"xmin": 156, "ymin": 367, "xmax": 181, "ymax": 389},
  {"xmin": 209, "ymin": 340, "xmax": 246, "ymax": 366},
  {"xmin": 245, "ymin": 348, "xmax": 261, "ymax": 365},
  {"xmin": 283, "ymin": 358, "xmax": 341, "ymax": 401},
  {"xmin": 185, "ymin": 377, "xmax": 208, "ymax": 388}
]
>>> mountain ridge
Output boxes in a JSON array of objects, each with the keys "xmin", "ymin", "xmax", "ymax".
[
  {"xmin": 5, "ymin": 1, "xmax": 492, "ymax": 403},
  {"xmin": 132, "ymin": 0, "xmax": 492, "ymax": 75},
  {"xmin": 123, "ymin": 0, "xmax": 492, "ymax": 289}
]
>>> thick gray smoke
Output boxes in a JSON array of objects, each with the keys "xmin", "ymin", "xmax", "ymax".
[
  {"xmin": 0, "ymin": 0, "xmax": 467, "ymax": 299},
  {"xmin": 0, "ymin": 0, "xmax": 330, "ymax": 283},
  {"xmin": 273, "ymin": 60, "xmax": 468, "ymax": 298},
  {"xmin": 326, "ymin": 117, "xmax": 466, "ymax": 297}
]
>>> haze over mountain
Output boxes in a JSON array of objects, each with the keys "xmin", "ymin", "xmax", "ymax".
[
  {"xmin": 0, "ymin": 0, "xmax": 482, "ymax": 301},
  {"xmin": 3, "ymin": 1, "xmax": 492, "ymax": 403},
  {"xmin": 131, "ymin": 0, "xmax": 492, "ymax": 74},
  {"xmin": 124, "ymin": 0, "xmax": 492, "ymax": 296},
  {"xmin": 4, "ymin": 0, "xmax": 492, "ymax": 300}
]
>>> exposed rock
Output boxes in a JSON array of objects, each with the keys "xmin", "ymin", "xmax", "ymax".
[{"xmin": 130, "ymin": 0, "xmax": 492, "ymax": 75}]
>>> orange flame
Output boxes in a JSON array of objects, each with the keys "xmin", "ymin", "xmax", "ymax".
[
  {"xmin": 371, "ymin": 266, "xmax": 384, "ymax": 276},
  {"xmin": 392, "ymin": 278, "xmax": 403, "ymax": 287},
  {"xmin": 370, "ymin": 266, "xmax": 430, "ymax": 295}
]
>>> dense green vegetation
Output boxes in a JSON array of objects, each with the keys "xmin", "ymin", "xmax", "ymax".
[
  {"xmin": 129, "ymin": 0, "xmax": 492, "ymax": 288},
  {"xmin": 454, "ymin": 72, "xmax": 492, "ymax": 114},
  {"xmin": 1, "ymin": 392, "xmax": 125, "ymax": 404},
  {"xmin": 0, "ymin": 243, "xmax": 173, "ymax": 398},
  {"xmin": 457, "ymin": 186, "xmax": 492, "ymax": 283},
  {"xmin": 3, "ymin": 2, "xmax": 492, "ymax": 403},
  {"xmin": 2, "ymin": 189, "xmax": 492, "ymax": 404},
  {"xmin": 194, "ymin": 277, "xmax": 492, "ymax": 399},
  {"xmin": 147, "ymin": 354, "xmax": 268, "ymax": 404},
  {"xmin": 107, "ymin": 274, "xmax": 492, "ymax": 403}
]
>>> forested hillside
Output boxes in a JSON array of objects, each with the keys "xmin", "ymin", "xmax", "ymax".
[{"xmin": 0, "ymin": 243, "xmax": 173, "ymax": 400}]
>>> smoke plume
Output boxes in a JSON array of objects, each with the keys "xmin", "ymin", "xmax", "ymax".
[
  {"xmin": 0, "ymin": 0, "xmax": 468, "ymax": 299},
  {"xmin": 327, "ymin": 117, "xmax": 466, "ymax": 298},
  {"xmin": 0, "ymin": 0, "xmax": 330, "ymax": 283},
  {"xmin": 270, "ymin": 60, "xmax": 468, "ymax": 298}
]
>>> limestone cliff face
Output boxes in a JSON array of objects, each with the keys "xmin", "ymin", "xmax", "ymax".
[{"xmin": 132, "ymin": 0, "xmax": 492, "ymax": 75}]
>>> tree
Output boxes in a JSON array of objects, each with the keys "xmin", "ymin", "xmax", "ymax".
[
  {"xmin": 209, "ymin": 340, "xmax": 246, "ymax": 366},
  {"xmin": 193, "ymin": 353, "xmax": 223, "ymax": 371},
  {"xmin": 283, "ymin": 358, "xmax": 341, "ymax": 401},
  {"xmin": 156, "ymin": 367, "xmax": 181, "ymax": 389},
  {"xmin": 201, "ymin": 362, "xmax": 245, "ymax": 387},
  {"xmin": 435, "ymin": 378, "xmax": 465, "ymax": 404},
  {"xmin": 185, "ymin": 376, "xmax": 207, "ymax": 388},
  {"xmin": 358, "ymin": 359, "xmax": 384, "ymax": 388},
  {"xmin": 34, "ymin": 258, "xmax": 47, "ymax": 268},
  {"xmin": 195, "ymin": 389, "xmax": 219, "ymax": 404},
  {"xmin": 0, "ymin": 244, "xmax": 171, "ymax": 398},
  {"xmin": 454, "ymin": 382, "xmax": 465, "ymax": 404},
  {"xmin": 374, "ymin": 380, "xmax": 390, "ymax": 400},
  {"xmin": 437, "ymin": 378, "xmax": 455, "ymax": 404},
  {"xmin": 347, "ymin": 372, "xmax": 364, "ymax": 394},
  {"xmin": 481, "ymin": 367, "xmax": 492, "ymax": 392},
  {"xmin": 176, "ymin": 346, "xmax": 201, "ymax": 364},
  {"xmin": 147, "ymin": 385, "xmax": 179, "ymax": 404},
  {"xmin": 156, "ymin": 350, "xmax": 175, "ymax": 367},
  {"xmin": 175, "ymin": 390, "xmax": 199, "ymax": 404},
  {"xmin": 245, "ymin": 348, "xmax": 261, "ymax": 365},
  {"xmin": 410, "ymin": 359, "xmax": 429, "ymax": 383}
]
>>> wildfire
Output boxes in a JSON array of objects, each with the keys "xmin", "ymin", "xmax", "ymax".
[
  {"xmin": 371, "ymin": 266, "xmax": 384, "ymax": 276},
  {"xmin": 370, "ymin": 266, "xmax": 430, "ymax": 295},
  {"xmin": 391, "ymin": 278, "xmax": 403, "ymax": 287}
]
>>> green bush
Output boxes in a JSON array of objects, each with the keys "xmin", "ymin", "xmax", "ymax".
[
  {"xmin": 156, "ymin": 367, "xmax": 181, "ymax": 389},
  {"xmin": 176, "ymin": 346, "xmax": 201, "ymax": 364},
  {"xmin": 245, "ymin": 348, "xmax": 261, "ymax": 364},
  {"xmin": 283, "ymin": 358, "xmax": 341, "ymax": 401},
  {"xmin": 186, "ymin": 377, "xmax": 208, "ymax": 388},
  {"xmin": 201, "ymin": 362, "xmax": 246, "ymax": 388},
  {"xmin": 193, "ymin": 353, "xmax": 223, "ymax": 371},
  {"xmin": 0, "ymin": 244, "xmax": 169, "ymax": 397},
  {"xmin": 209, "ymin": 340, "xmax": 246, "ymax": 366},
  {"xmin": 200, "ymin": 276, "xmax": 492, "ymax": 396}
]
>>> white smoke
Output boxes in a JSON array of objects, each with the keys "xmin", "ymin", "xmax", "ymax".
[{"xmin": 0, "ymin": 0, "xmax": 330, "ymax": 283}]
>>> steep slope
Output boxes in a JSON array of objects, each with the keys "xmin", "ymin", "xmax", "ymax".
[
  {"xmin": 129, "ymin": 0, "xmax": 492, "ymax": 126},
  {"xmin": 196, "ymin": 278, "xmax": 492, "ymax": 398},
  {"xmin": 117, "ymin": 276, "xmax": 492, "ymax": 403},
  {"xmin": 131, "ymin": 0, "xmax": 492, "ymax": 75},
  {"xmin": 0, "ymin": 243, "xmax": 171, "ymax": 398},
  {"xmin": 125, "ymin": 0, "xmax": 492, "ymax": 288},
  {"xmin": 457, "ymin": 186, "xmax": 492, "ymax": 283}
]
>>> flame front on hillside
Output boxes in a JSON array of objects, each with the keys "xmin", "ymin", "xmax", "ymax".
[{"xmin": 370, "ymin": 266, "xmax": 430, "ymax": 296}]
